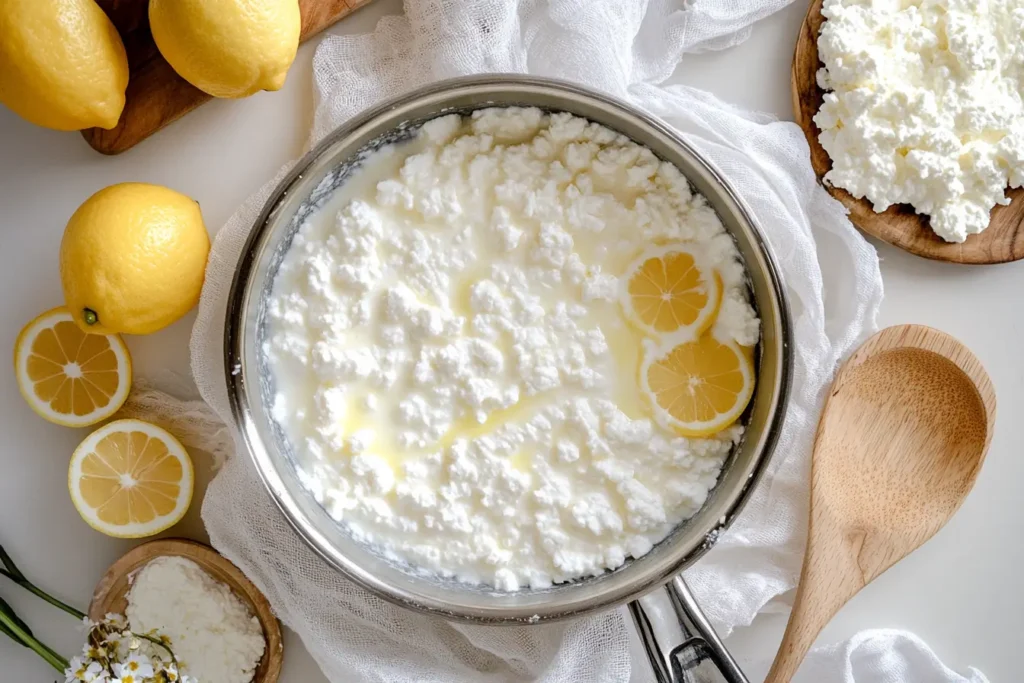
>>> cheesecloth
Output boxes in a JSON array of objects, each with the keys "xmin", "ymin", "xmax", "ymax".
[{"xmin": 123, "ymin": 0, "xmax": 983, "ymax": 681}]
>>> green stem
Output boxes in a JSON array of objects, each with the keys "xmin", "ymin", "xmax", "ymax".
[
  {"xmin": 0, "ymin": 605, "xmax": 68, "ymax": 672},
  {"xmin": 36, "ymin": 637, "xmax": 66, "ymax": 664},
  {"xmin": 0, "ymin": 545, "xmax": 25, "ymax": 580},
  {"xmin": 0, "ymin": 616, "xmax": 20, "ymax": 641},
  {"xmin": 0, "ymin": 546, "xmax": 87, "ymax": 620},
  {"xmin": 0, "ymin": 595, "xmax": 31, "ymax": 633}
]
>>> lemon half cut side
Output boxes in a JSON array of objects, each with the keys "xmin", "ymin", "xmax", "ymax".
[
  {"xmin": 14, "ymin": 306, "xmax": 131, "ymax": 427},
  {"xmin": 69, "ymin": 419, "xmax": 194, "ymax": 538}
]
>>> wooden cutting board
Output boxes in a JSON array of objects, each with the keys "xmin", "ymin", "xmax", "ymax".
[
  {"xmin": 792, "ymin": 0, "xmax": 1024, "ymax": 264},
  {"xmin": 83, "ymin": 0, "xmax": 375, "ymax": 155}
]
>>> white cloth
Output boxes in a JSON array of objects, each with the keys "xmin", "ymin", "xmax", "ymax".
[
  {"xmin": 746, "ymin": 630, "xmax": 988, "ymax": 683},
  {"xmin": 143, "ymin": 1, "xmax": 985, "ymax": 681}
]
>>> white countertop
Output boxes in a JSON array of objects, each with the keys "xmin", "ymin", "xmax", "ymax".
[{"xmin": 2, "ymin": 3, "xmax": 1020, "ymax": 682}]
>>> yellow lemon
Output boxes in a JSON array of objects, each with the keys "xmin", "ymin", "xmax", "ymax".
[
  {"xmin": 622, "ymin": 244, "xmax": 722, "ymax": 338},
  {"xmin": 69, "ymin": 419, "xmax": 194, "ymax": 538},
  {"xmin": 60, "ymin": 183, "xmax": 210, "ymax": 335},
  {"xmin": 0, "ymin": 0, "xmax": 128, "ymax": 131},
  {"xmin": 640, "ymin": 334, "xmax": 755, "ymax": 437},
  {"xmin": 149, "ymin": 0, "xmax": 301, "ymax": 99},
  {"xmin": 14, "ymin": 306, "xmax": 132, "ymax": 427}
]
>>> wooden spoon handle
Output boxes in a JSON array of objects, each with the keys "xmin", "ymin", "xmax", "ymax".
[{"xmin": 765, "ymin": 508, "xmax": 866, "ymax": 683}]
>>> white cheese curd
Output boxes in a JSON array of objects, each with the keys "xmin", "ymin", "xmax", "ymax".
[
  {"xmin": 815, "ymin": 0, "xmax": 1024, "ymax": 242},
  {"xmin": 264, "ymin": 107, "xmax": 759, "ymax": 591},
  {"xmin": 126, "ymin": 556, "xmax": 265, "ymax": 683}
]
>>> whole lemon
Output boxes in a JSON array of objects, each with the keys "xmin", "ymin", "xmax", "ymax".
[
  {"xmin": 0, "ymin": 0, "xmax": 128, "ymax": 131},
  {"xmin": 60, "ymin": 183, "xmax": 211, "ymax": 335},
  {"xmin": 149, "ymin": 0, "xmax": 301, "ymax": 99}
]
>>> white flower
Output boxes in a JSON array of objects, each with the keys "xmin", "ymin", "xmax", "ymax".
[
  {"xmin": 67, "ymin": 659, "xmax": 108, "ymax": 683},
  {"xmin": 102, "ymin": 628, "xmax": 126, "ymax": 645},
  {"xmin": 83, "ymin": 643, "xmax": 107, "ymax": 659},
  {"xmin": 64, "ymin": 656, "xmax": 86, "ymax": 683},
  {"xmin": 70, "ymin": 617, "xmax": 184, "ymax": 683},
  {"xmin": 118, "ymin": 652, "xmax": 154, "ymax": 679},
  {"xmin": 103, "ymin": 613, "xmax": 126, "ymax": 628},
  {"xmin": 82, "ymin": 662, "xmax": 107, "ymax": 683}
]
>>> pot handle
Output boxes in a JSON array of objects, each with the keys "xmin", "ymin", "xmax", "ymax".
[{"xmin": 628, "ymin": 575, "xmax": 748, "ymax": 683}]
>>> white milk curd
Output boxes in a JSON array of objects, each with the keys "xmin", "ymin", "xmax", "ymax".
[
  {"xmin": 815, "ymin": 0, "xmax": 1024, "ymax": 243},
  {"xmin": 264, "ymin": 107, "xmax": 759, "ymax": 590}
]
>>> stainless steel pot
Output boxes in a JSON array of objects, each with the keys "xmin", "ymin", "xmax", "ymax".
[{"xmin": 224, "ymin": 75, "xmax": 793, "ymax": 683}]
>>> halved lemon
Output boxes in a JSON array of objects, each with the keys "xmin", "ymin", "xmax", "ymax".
[
  {"xmin": 14, "ymin": 307, "xmax": 131, "ymax": 427},
  {"xmin": 69, "ymin": 419, "xmax": 193, "ymax": 538},
  {"xmin": 640, "ymin": 334, "xmax": 755, "ymax": 437},
  {"xmin": 622, "ymin": 244, "xmax": 722, "ymax": 338}
]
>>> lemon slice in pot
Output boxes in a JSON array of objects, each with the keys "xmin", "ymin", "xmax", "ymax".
[
  {"xmin": 622, "ymin": 244, "xmax": 722, "ymax": 338},
  {"xmin": 640, "ymin": 334, "xmax": 755, "ymax": 437}
]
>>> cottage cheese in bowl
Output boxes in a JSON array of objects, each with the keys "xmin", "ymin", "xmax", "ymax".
[
  {"xmin": 263, "ymin": 107, "xmax": 759, "ymax": 591},
  {"xmin": 815, "ymin": 0, "xmax": 1024, "ymax": 243}
]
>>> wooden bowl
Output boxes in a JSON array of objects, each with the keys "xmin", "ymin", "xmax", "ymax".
[
  {"xmin": 792, "ymin": 0, "xmax": 1024, "ymax": 264},
  {"xmin": 90, "ymin": 539, "xmax": 283, "ymax": 683}
]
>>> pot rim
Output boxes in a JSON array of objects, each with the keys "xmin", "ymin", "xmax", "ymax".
[{"xmin": 223, "ymin": 74, "xmax": 793, "ymax": 624}]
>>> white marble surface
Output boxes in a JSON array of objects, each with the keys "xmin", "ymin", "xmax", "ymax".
[{"xmin": 1, "ymin": 2, "xmax": 1019, "ymax": 682}]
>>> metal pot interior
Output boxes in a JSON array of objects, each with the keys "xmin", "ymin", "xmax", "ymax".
[{"xmin": 225, "ymin": 75, "xmax": 792, "ymax": 624}]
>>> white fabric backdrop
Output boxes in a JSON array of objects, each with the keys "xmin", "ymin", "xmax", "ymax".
[{"xmin": 120, "ymin": 1, "xmax": 987, "ymax": 681}]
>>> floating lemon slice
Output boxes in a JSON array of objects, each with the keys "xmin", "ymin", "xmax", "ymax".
[
  {"xmin": 69, "ymin": 419, "xmax": 194, "ymax": 538},
  {"xmin": 640, "ymin": 334, "xmax": 755, "ymax": 437},
  {"xmin": 14, "ymin": 306, "xmax": 131, "ymax": 427},
  {"xmin": 622, "ymin": 244, "xmax": 722, "ymax": 338}
]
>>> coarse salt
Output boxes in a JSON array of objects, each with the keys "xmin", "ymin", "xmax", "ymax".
[{"xmin": 126, "ymin": 556, "xmax": 265, "ymax": 683}]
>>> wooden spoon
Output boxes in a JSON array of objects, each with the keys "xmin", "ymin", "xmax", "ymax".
[{"xmin": 765, "ymin": 325, "xmax": 995, "ymax": 682}]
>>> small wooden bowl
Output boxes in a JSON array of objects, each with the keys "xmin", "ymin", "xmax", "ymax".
[
  {"xmin": 90, "ymin": 539, "xmax": 283, "ymax": 683},
  {"xmin": 793, "ymin": 0, "xmax": 1024, "ymax": 264}
]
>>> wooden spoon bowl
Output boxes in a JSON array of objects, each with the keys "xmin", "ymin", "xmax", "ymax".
[
  {"xmin": 766, "ymin": 325, "xmax": 995, "ymax": 682},
  {"xmin": 90, "ymin": 538, "xmax": 283, "ymax": 683},
  {"xmin": 793, "ymin": 0, "xmax": 1024, "ymax": 263}
]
